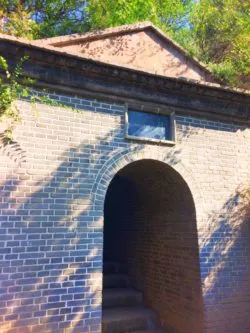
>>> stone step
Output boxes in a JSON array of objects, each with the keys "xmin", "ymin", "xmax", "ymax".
[
  {"xmin": 132, "ymin": 330, "xmax": 166, "ymax": 333},
  {"xmin": 103, "ymin": 288, "xmax": 142, "ymax": 308},
  {"xmin": 102, "ymin": 306, "xmax": 160, "ymax": 333},
  {"xmin": 103, "ymin": 274, "xmax": 130, "ymax": 288}
]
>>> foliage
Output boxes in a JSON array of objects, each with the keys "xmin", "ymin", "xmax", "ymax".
[
  {"xmin": 85, "ymin": 0, "xmax": 193, "ymax": 36},
  {"xmin": 191, "ymin": 0, "xmax": 250, "ymax": 87},
  {"xmin": 0, "ymin": 55, "xmax": 30, "ymax": 143},
  {"xmin": 0, "ymin": 5, "xmax": 38, "ymax": 39},
  {"xmin": 0, "ymin": 0, "xmax": 88, "ymax": 38},
  {"xmin": 0, "ymin": 54, "xmax": 81, "ymax": 144},
  {"xmin": 0, "ymin": 0, "xmax": 193, "ymax": 38},
  {"xmin": 208, "ymin": 62, "xmax": 237, "ymax": 86},
  {"xmin": 0, "ymin": 0, "xmax": 249, "ymax": 88}
]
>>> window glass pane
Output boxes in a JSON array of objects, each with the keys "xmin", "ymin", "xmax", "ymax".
[{"xmin": 127, "ymin": 110, "xmax": 171, "ymax": 140}]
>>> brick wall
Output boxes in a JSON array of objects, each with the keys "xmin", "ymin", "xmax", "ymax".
[
  {"xmin": 0, "ymin": 90, "xmax": 249, "ymax": 333},
  {"xmin": 104, "ymin": 160, "xmax": 203, "ymax": 333}
]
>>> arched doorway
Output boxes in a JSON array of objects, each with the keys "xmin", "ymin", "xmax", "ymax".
[{"xmin": 102, "ymin": 159, "xmax": 203, "ymax": 333}]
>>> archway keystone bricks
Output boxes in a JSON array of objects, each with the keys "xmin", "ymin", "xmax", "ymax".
[{"xmin": 91, "ymin": 148, "xmax": 205, "ymax": 224}]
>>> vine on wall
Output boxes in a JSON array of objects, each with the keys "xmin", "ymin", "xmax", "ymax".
[
  {"xmin": 0, "ymin": 55, "xmax": 80, "ymax": 145},
  {"xmin": 0, "ymin": 55, "xmax": 31, "ymax": 144}
]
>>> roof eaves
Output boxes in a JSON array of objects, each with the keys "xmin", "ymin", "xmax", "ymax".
[
  {"xmin": 149, "ymin": 24, "xmax": 215, "ymax": 78},
  {"xmin": 35, "ymin": 21, "xmax": 153, "ymax": 46},
  {"xmin": 0, "ymin": 32, "xmax": 249, "ymax": 97},
  {"xmin": 36, "ymin": 21, "xmax": 215, "ymax": 79}
]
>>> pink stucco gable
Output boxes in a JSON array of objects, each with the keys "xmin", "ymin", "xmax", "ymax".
[{"xmin": 38, "ymin": 22, "xmax": 215, "ymax": 83}]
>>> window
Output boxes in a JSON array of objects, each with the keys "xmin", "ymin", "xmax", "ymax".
[{"xmin": 126, "ymin": 110, "xmax": 175, "ymax": 144}]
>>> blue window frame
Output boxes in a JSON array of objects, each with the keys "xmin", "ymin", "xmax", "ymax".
[{"xmin": 126, "ymin": 110, "xmax": 175, "ymax": 143}]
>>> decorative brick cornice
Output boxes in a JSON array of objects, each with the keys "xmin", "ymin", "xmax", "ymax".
[{"xmin": 0, "ymin": 37, "xmax": 249, "ymax": 124}]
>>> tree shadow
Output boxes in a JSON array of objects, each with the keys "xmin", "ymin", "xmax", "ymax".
[
  {"xmin": 70, "ymin": 29, "xmax": 199, "ymax": 79},
  {"xmin": 0, "ymin": 128, "xmax": 120, "ymax": 333},
  {"xmin": 200, "ymin": 187, "xmax": 250, "ymax": 331},
  {"xmin": 0, "ymin": 112, "xmax": 186, "ymax": 333},
  {"xmin": 0, "ymin": 134, "xmax": 26, "ymax": 166},
  {"xmin": 0, "ymin": 97, "xmax": 248, "ymax": 332}
]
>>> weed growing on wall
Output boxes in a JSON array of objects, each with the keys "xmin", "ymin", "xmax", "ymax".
[
  {"xmin": 0, "ymin": 55, "xmax": 31, "ymax": 144},
  {"xmin": 0, "ymin": 55, "xmax": 80, "ymax": 145}
]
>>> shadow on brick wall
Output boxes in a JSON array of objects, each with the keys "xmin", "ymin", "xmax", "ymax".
[
  {"xmin": 200, "ymin": 188, "xmax": 250, "ymax": 331},
  {"xmin": 0, "ymin": 102, "xmax": 247, "ymax": 333},
  {"xmin": 0, "ymin": 128, "xmax": 120, "ymax": 333},
  {"xmin": 0, "ymin": 123, "xmax": 185, "ymax": 333}
]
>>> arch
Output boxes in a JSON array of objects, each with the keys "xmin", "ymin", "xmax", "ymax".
[
  {"xmin": 102, "ymin": 157, "xmax": 204, "ymax": 333},
  {"xmin": 90, "ymin": 146, "xmax": 205, "ymax": 225}
]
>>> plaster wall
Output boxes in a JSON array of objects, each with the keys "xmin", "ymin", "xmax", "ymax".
[{"xmin": 59, "ymin": 30, "xmax": 212, "ymax": 82}]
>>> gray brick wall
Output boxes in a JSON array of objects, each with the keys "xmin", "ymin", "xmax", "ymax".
[{"xmin": 0, "ymin": 90, "xmax": 249, "ymax": 333}]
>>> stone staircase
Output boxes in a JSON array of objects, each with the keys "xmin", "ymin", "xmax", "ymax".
[{"xmin": 102, "ymin": 261, "xmax": 166, "ymax": 333}]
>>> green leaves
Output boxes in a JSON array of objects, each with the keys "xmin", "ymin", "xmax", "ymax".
[
  {"xmin": 0, "ymin": 2, "xmax": 39, "ymax": 39},
  {"xmin": 0, "ymin": 55, "xmax": 29, "ymax": 144},
  {"xmin": 86, "ymin": 0, "xmax": 249, "ymax": 87},
  {"xmin": 191, "ymin": 0, "xmax": 250, "ymax": 87},
  {"xmin": 0, "ymin": 56, "xmax": 8, "ymax": 71},
  {"xmin": 85, "ymin": 0, "xmax": 193, "ymax": 35},
  {"xmin": 0, "ymin": 0, "xmax": 193, "ymax": 38},
  {"xmin": 0, "ymin": 0, "xmax": 88, "ymax": 38},
  {"xmin": 0, "ymin": 0, "xmax": 249, "ymax": 88},
  {"xmin": 0, "ymin": 55, "xmax": 80, "ymax": 144}
]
